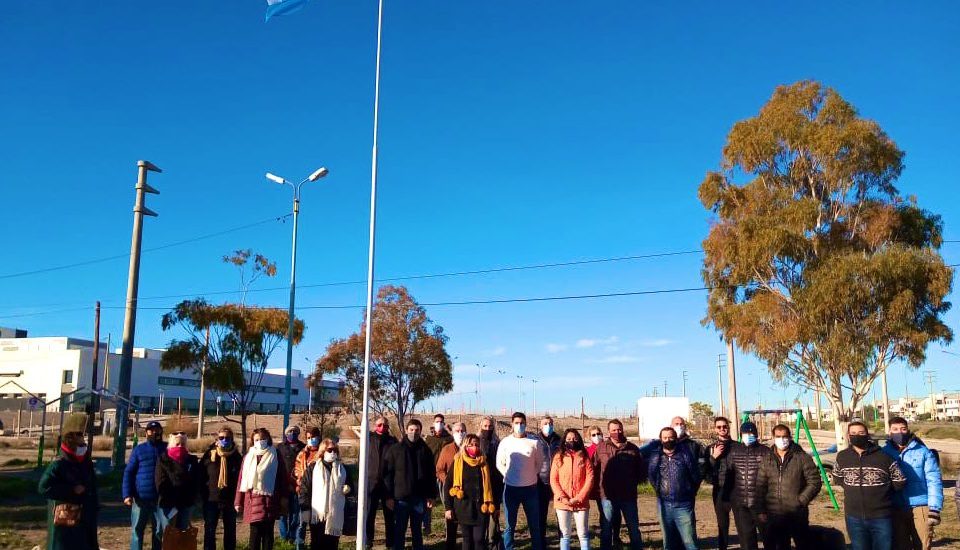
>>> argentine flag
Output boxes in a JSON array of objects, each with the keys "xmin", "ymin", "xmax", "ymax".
[{"xmin": 265, "ymin": 0, "xmax": 309, "ymax": 21}]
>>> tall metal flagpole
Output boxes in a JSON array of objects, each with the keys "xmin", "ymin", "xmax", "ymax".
[{"xmin": 356, "ymin": 0, "xmax": 384, "ymax": 546}]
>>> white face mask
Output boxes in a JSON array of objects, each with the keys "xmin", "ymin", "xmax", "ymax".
[
  {"xmin": 75, "ymin": 446, "xmax": 88, "ymax": 456},
  {"xmin": 513, "ymin": 423, "xmax": 525, "ymax": 435},
  {"xmin": 591, "ymin": 435, "xmax": 602, "ymax": 445},
  {"xmin": 674, "ymin": 425, "xmax": 685, "ymax": 438},
  {"xmin": 453, "ymin": 432, "xmax": 464, "ymax": 446},
  {"xmin": 774, "ymin": 437, "xmax": 791, "ymax": 450},
  {"xmin": 434, "ymin": 422, "xmax": 443, "ymax": 433},
  {"xmin": 323, "ymin": 451, "xmax": 337, "ymax": 463}
]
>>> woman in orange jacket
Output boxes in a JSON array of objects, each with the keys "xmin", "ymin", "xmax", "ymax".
[{"xmin": 550, "ymin": 428, "xmax": 594, "ymax": 550}]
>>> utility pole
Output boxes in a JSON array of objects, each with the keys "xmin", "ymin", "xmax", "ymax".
[
  {"xmin": 87, "ymin": 301, "xmax": 101, "ymax": 453},
  {"xmin": 531, "ymin": 379, "xmax": 538, "ymax": 416},
  {"xmin": 516, "ymin": 375, "xmax": 523, "ymax": 411},
  {"xmin": 197, "ymin": 327, "xmax": 209, "ymax": 439},
  {"xmin": 717, "ymin": 354, "xmax": 725, "ymax": 417},
  {"xmin": 113, "ymin": 160, "xmax": 161, "ymax": 469},
  {"xmin": 924, "ymin": 370, "xmax": 937, "ymax": 420},
  {"xmin": 663, "ymin": 380, "xmax": 668, "ymax": 397},
  {"xmin": 476, "ymin": 363, "xmax": 485, "ymax": 414},
  {"xmin": 880, "ymin": 368, "xmax": 891, "ymax": 433},
  {"xmin": 682, "ymin": 371, "xmax": 688, "ymax": 397},
  {"xmin": 727, "ymin": 340, "xmax": 740, "ymax": 440}
]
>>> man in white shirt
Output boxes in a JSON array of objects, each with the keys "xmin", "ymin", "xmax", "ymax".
[{"xmin": 496, "ymin": 411, "xmax": 549, "ymax": 550}]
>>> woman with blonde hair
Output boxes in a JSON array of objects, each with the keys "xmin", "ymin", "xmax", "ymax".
[
  {"xmin": 298, "ymin": 438, "xmax": 353, "ymax": 550},
  {"xmin": 444, "ymin": 434, "xmax": 497, "ymax": 550},
  {"xmin": 235, "ymin": 428, "xmax": 288, "ymax": 550}
]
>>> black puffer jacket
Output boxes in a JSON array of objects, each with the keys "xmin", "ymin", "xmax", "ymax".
[
  {"xmin": 707, "ymin": 439, "xmax": 740, "ymax": 501},
  {"xmin": 755, "ymin": 443, "xmax": 822, "ymax": 514},
  {"xmin": 726, "ymin": 442, "xmax": 770, "ymax": 509}
]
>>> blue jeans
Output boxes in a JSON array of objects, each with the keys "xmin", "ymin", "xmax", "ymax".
[
  {"xmin": 503, "ymin": 484, "xmax": 542, "ymax": 550},
  {"xmin": 130, "ymin": 499, "xmax": 164, "ymax": 550},
  {"xmin": 279, "ymin": 493, "xmax": 300, "ymax": 542},
  {"xmin": 846, "ymin": 516, "xmax": 893, "ymax": 550},
  {"xmin": 158, "ymin": 505, "xmax": 192, "ymax": 532},
  {"xmin": 394, "ymin": 498, "xmax": 426, "ymax": 550},
  {"xmin": 657, "ymin": 500, "xmax": 697, "ymax": 550},
  {"xmin": 599, "ymin": 498, "xmax": 642, "ymax": 550}
]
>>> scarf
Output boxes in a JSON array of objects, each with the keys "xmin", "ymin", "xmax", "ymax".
[
  {"xmin": 61, "ymin": 443, "xmax": 85, "ymax": 462},
  {"xmin": 168, "ymin": 445, "xmax": 188, "ymax": 465},
  {"xmin": 210, "ymin": 444, "xmax": 238, "ymax": 489},
  {"xmin": 449, "ymin": 452, "xmax": 495, "ymax": 514},
  {"xmin": 239, "ymin": 445, "xmax": 278, "ymax": 496},
  {"xmin": 310, "ymin": 461, "xmax": 346, "ymax": 535}
]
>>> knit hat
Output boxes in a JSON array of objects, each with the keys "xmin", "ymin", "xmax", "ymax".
[
  {"xmin": 740, "ymin": 421, "xmax": 758, "ymax": 434},
  {"xmin": 285, "ymin": 425, "xmax": 300, "ymax": 435}
]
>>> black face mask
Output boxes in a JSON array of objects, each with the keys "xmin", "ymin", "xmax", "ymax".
[
  {"xmin": 662, "ymin": 440, "xmax": 677, "ymax": 451},
  {"xmin": 849, "ymin": 434, "xmax": 871, "ymax": 449},
  {"xmin": 565, "ymin": 441, "xmax": 582, "ymax": 452},
  {"xmin": 890, "ymin": 432, "xmax": 911, "ymax": 446},
  {"xmin": 480, "ymin": 429, "xmax": 494, "ymax": 440}
]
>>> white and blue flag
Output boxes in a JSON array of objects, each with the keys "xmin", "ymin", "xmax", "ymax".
[{"xmin": 265, "ymin": 0, "xmax": 309, "ymax": 22}]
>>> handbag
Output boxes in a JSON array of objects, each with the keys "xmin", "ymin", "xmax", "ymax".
[
  {"xmin": 53, "ymin": 503, "xmax": 82, "ymax": 527},
  {"xmin": 162, "ymin": 524, "xmax": 198, "ymax": 550}
]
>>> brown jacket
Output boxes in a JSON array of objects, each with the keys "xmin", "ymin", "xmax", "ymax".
[
  {"xmin": 550, "ymin": 450, "xmax": 594, "ymax": 511},
  {"xmin": 592, "ymin": 439, "xmax": 646, "ymax": 501},
  {"xmin": 294, "ymin": 446, "xmax": 321, "ymax": 493},
  {"xmin": 436, "ymin": 442, "xmax": 459, "ymax": 484}
]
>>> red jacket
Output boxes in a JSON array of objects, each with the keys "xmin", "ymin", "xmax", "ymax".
[{"xmin": 234, "ymin": 455, "xmax": 288, "ymax": 523}]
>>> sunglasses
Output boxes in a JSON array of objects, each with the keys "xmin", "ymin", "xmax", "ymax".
[
  {"xmin": 172, "ymin": 431, "xmax": 186, "ymax": 436},
  {"xmin": 218, "ymin": 436, "xmax": 231, "ymax": 440},
  {"xmin": 716, "ymin": 425, "xmax": 730, "ymax": 430},
  {"xmin": 589, "ymin": 433, "xmax": 601, "ymax": 437}
]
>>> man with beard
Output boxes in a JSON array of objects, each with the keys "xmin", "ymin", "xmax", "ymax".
[
  {"xmin": 706, "ymin": 417, "xmax": 739, "ymax": 550},
  {"xmin": 384, "ymin": 419, "xmax": 438, "ymax": 550},
  {"xmin": 366, "ymin": 417, "xmax": 398, "ymax": 549},
  {"xmin": 123, "ymin": 421, "xmax": 168, "ymax": 550},
  {"xmin": 478, "ymin": 417, "xmax": 503, "ymax": 549}
]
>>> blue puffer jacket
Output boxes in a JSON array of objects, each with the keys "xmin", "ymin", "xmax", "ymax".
[
  {"xmin": 882, "ymin": 437, "xmax": 943, "ymax": 512},
  {"xmin": 122, "ymin": 441, "xmax": 168, "ymax": 502},
  {"xmin": 647, "ymin": 442, "xmax": 701, "ymax": 504}
]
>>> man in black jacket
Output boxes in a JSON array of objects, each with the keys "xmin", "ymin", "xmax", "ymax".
[
  {"xmin": 832, "ymin": 421, "xmax": 906, "ymax": 550},
  {"xmin": 726, "ymin": 421, "xmax": 768, "ymax": 550},
  {"xmin": 755, "ymin": 424, "xmax": 822, "ymax": 550},
  {"xmin": 366, "ymin": 416, "xmax": 398, "ymax": 549},
  {"xmin": 277, "ymin": 425, "xmax": 306, "ymax": 544},
  {"xmin": 424, "ymin": 413, "xmax": 453, "ymax": 535},
  {"xmin": 199, "ymin": 426, "xmax": 243, "ymax": 550},
  {"xmin": 706, "ymin": 416, "xmax": 739, "ymax": 550},
  {"xmin": 384, "ymin": 418, "xmax": 438, "ymax": 550},
  {"xmin": 537, "ymin": 415, "xmax": 562, "ymax": 548}
]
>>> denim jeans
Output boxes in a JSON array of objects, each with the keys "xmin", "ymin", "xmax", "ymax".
[
  {"xmin": 599, "ymin": 498, "xmax": 642, "ymax": 550},
  {"xmin": 158, "ymin": 505, "xmax": 192, "ymax": 532},
  {"xmin": 131, "ymin": 499, "xmax": 164, "ymax": 550},
  {"xmin": 556, "ymin": 509, "xmax": 589, "ymax": 550},
  {"xmin": 846, "ymin": 516, "xmax": 893, "ymax": 550},
  {"xmin": 203, "ymin": 501, "xmax": 237, "ymax": 550},
  {"xmin": 657, "ymin": 500, "xmax": 697, "ymax": 550},
  {"xmin": 394, "ymin": 498, "xmax": 426, "ymax": 550},
  {"xmin": 279, "ymin": 492, "xmax": 300, "ymax": 541},
  {"xmin": 503, "ymin": 484, "xmax": 542, "ymax": 550}
]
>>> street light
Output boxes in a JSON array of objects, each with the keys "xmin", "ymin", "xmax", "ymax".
[{"xmin": 266, "ymin": 166, "xmax": 330, "ymax": 431}]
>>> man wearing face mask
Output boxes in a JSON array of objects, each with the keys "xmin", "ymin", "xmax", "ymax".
[
  {"xmin": 436, "ymin": 422, "xmax": 468, "ymax": 550},
  {"xmin": 648, "ymin": 427, "xmax": 701, "ymax": 550},
  {"xmin": 383, "ymin": 418, "xmax": 438, "ymax": 550},
  {"xmin": 724, "ymin": 421, "xmax": 768, "ymax": 550},
  {"xmin": 536, "ymin": 415, "xmax": 562, "ymax": 548},
  {"xmin": 496, "ymin": 411, "xmax": 548, "ymax": 550},
  {"xmin": 294, "ymin": 428, "xmax": 324, "ymax": 549},
  {"xmin": 478, "ymin": 416, "xmax": 503, "ymax": 549},
  {"xmin": 593, "ymin": 419, "xmax": 645, "ymax": 550},
  {"xmin": 123, "ymin": 420, "xmax": 168, "ymax": 550},
  {"xmin": 366, "ymin": 417, "xmax": 398, "ymax": 549},
  {"xmin": 425, "ymin": 414, "xmax": 453, "ymax": 535},
  {"xmin": 706, "ymin": 417, "xmax": 739, "ymax": 550},
  {"xmin": 278, "ymin": 426, "xmax": 307, "ymax": 544},
  {"xmin": 881, "ymin": 417, "xmax": 943, "ymax": 550},
  {"xmin": 832, "ymin": 421, "xmax": 906, "ymax": 550},
  {"xmin": 755, "ymin": 424, "xmax": 821, "ymax": 549},
  {"xmin": 200, "ymin": 427, "xmax": 243, "ymax": 550}
]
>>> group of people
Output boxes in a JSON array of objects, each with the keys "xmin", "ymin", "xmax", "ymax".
[{"xmin": 36, "ymin": 411, "xmax": 949, "ymax": 550}]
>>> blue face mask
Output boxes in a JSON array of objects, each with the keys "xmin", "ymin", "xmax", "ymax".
[
  {"xmin": 256, "ymin": 440, "xmax": 269, "ymax": 450},
  {"xmin": 743, "ymin": 434, "xmax": 758, "ymax": 446},
  {"xmin": 541, "ymin": 425, "xmax": 554, "ymax": 437},
  {"xmin": 308, "ymin": 437, "xmax": 321, "ymax": 448},
  {"xmin": 217, "ymin": 438, "xmax": 232, "ymax": 448}
]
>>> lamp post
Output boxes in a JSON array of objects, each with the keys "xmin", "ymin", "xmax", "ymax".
[
  {"xmin": 476, "ymin": 363, "xmax": 486, "ymax": 413},
  {"xmin": 531, "ymin": 379, "xmax": 538, "ymax": 416},
  {"xmin": 265, "ymin": 167, "xmax": 329, "ymax": 431},
  {"xmin": 516, "ymin": 375, "xmax": 523, "ymax": 410}
]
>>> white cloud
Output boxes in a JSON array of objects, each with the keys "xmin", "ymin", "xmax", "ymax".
[
  {"xmin": 639, "ymin": 339, "xmax": 676, "ymax": 347},
  {"xmin": 487, "ymin": 346, "xmax": 506, "ymax": 356},
  {"xmin": 546, "ymin": 343, "xmax": 568, "ymax": 353},
  {"xmin": 590, "ymin": 355, "xmax": 643, "ymax": 364},
  {"xmin": 576, "ymin": 336, "xmax": 619, "ymax": 349}
]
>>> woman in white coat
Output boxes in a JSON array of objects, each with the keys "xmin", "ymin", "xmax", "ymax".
[{"xmin": 298, "ymin": 438, "xmax": 353, "ymax": 550}]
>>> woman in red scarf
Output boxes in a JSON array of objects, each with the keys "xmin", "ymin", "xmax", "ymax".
[
  {"xmin": 38, "ymin": 430, "xmax": 100, "ymax": 550},
  {"xmin": 156, "ymin": 428, "xmax": 200, "ymax": 531}
]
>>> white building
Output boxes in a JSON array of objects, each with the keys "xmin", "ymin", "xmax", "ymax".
[{"xmin": 0, "ymin": 334, "xmax": 341, "ymax": 414}]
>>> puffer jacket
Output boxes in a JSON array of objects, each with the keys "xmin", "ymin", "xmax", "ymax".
[
  {"xmin": 122, "ymin": 441, "xmax": 168, "ymax": 502},
  {"xmin": 707, "ymin": 439, "xmax": 740, "ymax": 501},
  {"xmin": 550, "ymin": 450, "xmax": 594, "ymax": 511},
  {"xmin": 155, "ymin": 452, "xmax": 201, "ymax": 510},
  {"xmin": 294, "ymin": 445, "xmax": 322, "ymax": 494},
  {"xmin": 882, "ymin": 437, "xmax": 943, "ymax": 512},
  {"xmin": 647, "ymin": 442, "xmax": 701, "ymax": 504},
  {"xmin": 726, "ymin": 442, "xmax": 769, "ymax": 509},
  {"xmin": 755, "ymin": 442, "xmax": 822, "ymax": 515},
  {"xmin": 538, "ymin": 431, "xmax": 562, "ymax": 485},
  {"xmin": 234, "ymin": 453, "xmax": 289, "ymax": 523}
]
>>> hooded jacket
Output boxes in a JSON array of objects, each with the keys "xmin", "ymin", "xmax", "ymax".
[
  {"xmin": 881, "ymin": 437, "xmax": 943, "ymax": 512},
  {"xmin": 122, "ymin": 440, "xmax": 168, "ymax": 502},
  {"xmin": 755, "ymin": 442, "xmax": 822, "ymax": 515},
  {"xmin": 832, "ymin": 443, "xmax": 906, "ymax": 519},
  {"xmin": 725, "ymin": 440, "xmax": 769, "ymax": 509},
  {"xmin": 550, "ymin": 450, "xmax": 594, "ymax": 511}
]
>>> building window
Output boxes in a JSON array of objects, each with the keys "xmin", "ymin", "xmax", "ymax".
[{"xmin": 62, "ymin": 370, "xmax": 73, "ymax": 384}]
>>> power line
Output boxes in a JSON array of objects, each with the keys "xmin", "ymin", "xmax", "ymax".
[{"xmin": 0, "ymin": 213, "xmax": 292, "ymax": 281}]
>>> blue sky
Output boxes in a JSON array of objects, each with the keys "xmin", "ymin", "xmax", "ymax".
[{"xmin": 2, "ymin": 1, "xmax": 959, "ymax": 416}]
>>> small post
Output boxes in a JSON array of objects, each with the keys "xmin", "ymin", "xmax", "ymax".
[{"xmin": 87, "ymin": 301, "xmax": 101, "ymax": 453}]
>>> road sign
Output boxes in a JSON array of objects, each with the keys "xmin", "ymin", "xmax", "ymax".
[{"xmin": 28, "ymin": 396, "xmax": 39, "ymax": 410}]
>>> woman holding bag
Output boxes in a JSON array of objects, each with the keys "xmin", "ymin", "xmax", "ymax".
[
  {"xmin": 550, "ymin": 428, "xmax": 594, "ymax": 550},
  {"xmin": 298, "ymin": 438, "xmax": 353, "ymax": 550},
  {"xmin": 235, "ymin": 428, "xmax": 288, "ymax": 550},
  {"xmin": 444, "ymin": 434, "xmax": 497, "ymax": 550},
  {"xmin": 39, "ymin": 429, "xmax": 100, "ymax": 550},
  {"xmin": 155, "ymin": 426, "xmax": 201, "ymax": 533}
]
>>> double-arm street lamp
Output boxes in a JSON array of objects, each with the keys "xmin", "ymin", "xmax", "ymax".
[{"xmin": 266, "ymin": 167, "xmax": 329, "ymax": 430}]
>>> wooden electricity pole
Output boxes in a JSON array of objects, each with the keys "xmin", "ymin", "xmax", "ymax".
[{"xmin": 727, "ymin": 340, "xmax": 740, "ymax": 440}]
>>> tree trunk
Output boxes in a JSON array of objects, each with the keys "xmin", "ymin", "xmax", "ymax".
[
  {"xmin": 831, "ymin": 399, "xmax": 847, "ymax": 450},
  {"xmin": 240, "ymin": 410, "xmax": 248, "ymax": 452}
]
